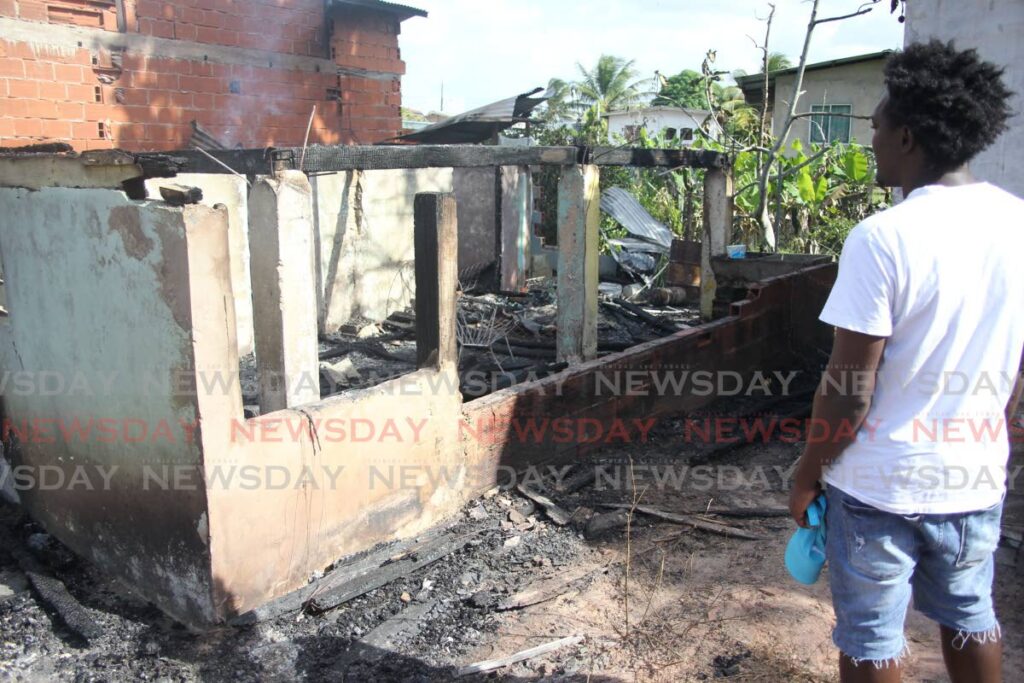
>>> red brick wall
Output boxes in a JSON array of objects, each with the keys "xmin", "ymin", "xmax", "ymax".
[
  {"xmin": 0, "ymin": 0, "xmax": 407, "ymax": 151},
  {"xmin": 331, "ymin": 8, "xmax": 404, "ymax": 143}
]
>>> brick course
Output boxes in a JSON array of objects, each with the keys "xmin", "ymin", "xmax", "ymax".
[{"xmin": 0, "ymin": 0, "xmax": 411, "ymax": 150}]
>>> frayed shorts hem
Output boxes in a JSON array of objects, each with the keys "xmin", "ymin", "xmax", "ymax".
[{"xmin": 835, "ymin": 639, "xmax": 910, "ymax": 669}]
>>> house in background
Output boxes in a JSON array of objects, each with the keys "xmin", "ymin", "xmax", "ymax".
[
  {"xmin": 736, "ymin": 50, "xmax": 892, "ymax": 150},
  {"xmin": 603, "ymin": 105, "xmax": 720, "ymax": 146},
  {"xmin": 0, "ymin": 0, "xmax": 426, "ymax": 150}
]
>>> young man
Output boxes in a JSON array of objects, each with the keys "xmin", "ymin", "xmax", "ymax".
[{"xmin": 788, "ymin": 41, "xmax": 1022, "ymax": 683}]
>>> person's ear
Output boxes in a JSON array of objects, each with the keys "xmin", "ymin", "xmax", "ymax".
[{"xmin": 900, "ymin": 125, "xmax": 914, "ymax": 154}]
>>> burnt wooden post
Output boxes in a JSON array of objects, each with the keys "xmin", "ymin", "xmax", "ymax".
[
  {"xmin": 700, "ymin": 168, "xmax": 734, "ymax": 321},
  {"xmin": 414, "ymin": 192, "xmax": 458, "ymax": 370},
  {"xmin": 556, "ymin": 164, "xmax": 600, "ymax": 364}
]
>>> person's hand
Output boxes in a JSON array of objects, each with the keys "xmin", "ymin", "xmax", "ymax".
[{"xmin": 788, "ymin": 478, "xmax": 822, "ymax": 528}]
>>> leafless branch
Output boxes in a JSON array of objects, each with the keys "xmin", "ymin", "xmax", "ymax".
[
  {"xmin": 757, "ymin": 3, "xmax": 776, "ymax": 195},
  {"xmin": 754, "ymin": 0, "xmax": 823, "ymax": 249},
  {"xmin": 750, "ymin": 0, "xmax": 878, "ymax": 248},
  {"xmin": 812, "ymin": 4, "xmax": 874, "ymax": 25}
]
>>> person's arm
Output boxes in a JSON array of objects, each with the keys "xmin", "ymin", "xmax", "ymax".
[{"xmin": 788, "ymin": 328, "xmax": 887, "ymax": 526}]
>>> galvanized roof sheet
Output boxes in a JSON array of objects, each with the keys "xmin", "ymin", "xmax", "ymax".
[
  {"xmin": 600, "ymin": 187, "xmax": 673, "ymax": 251},
  {"xmin": 328, "ymin": 0, "xmax": 427, "ymax": 20}
]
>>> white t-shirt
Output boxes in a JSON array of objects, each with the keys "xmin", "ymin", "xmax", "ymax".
[{"xmin": 820, "ymin": 182, "xmax": 1024, "ymax": 514}]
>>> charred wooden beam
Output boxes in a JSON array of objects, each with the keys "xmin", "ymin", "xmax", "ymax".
[
  {"xmin": 587, "ymin": 147, "xmax": 729, "ymax": 169},
  {"xmin": 414, "ymin": 193, "xmax": 459, "ymax": 369},
  {"xmin": 132, "ymin": 145, "xmax": 728, "ymax": 177}
]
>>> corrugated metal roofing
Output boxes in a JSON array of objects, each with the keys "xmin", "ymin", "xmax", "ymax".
[
  {"xmin": 394, "ymin": 87, "xmax": 549, "ymax": 144},
  {"xmin": 600, "ymin": 187, "xmax": 673, "ymax": 251},
  {"xmin": 734, "ymin": 50, "xmax": 893, "ymax": 88},
  {"xmin": 328, "ymin": 0, "xmax": 427, "ymax": 20}
]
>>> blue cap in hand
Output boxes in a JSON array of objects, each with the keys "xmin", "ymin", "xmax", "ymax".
[{"xmin": 785, "ymin": 493, "xmax": 827, "ymax": 585}]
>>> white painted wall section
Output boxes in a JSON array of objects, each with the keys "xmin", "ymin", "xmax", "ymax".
[{"xmin": 905, "ymin": 0, "xmax": 1024, "ymax": 198}]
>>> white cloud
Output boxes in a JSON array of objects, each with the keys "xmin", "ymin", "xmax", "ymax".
[{"xmin": 399, "ymin": 0, "xmax": 904, "ymax": 114}]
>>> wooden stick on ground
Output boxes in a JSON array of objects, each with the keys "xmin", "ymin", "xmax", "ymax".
[
  {"xmin": 600, "ymin": 503, "xmax": 767, "ymax": 541},
  {"xmin": 307, "ymin": 530, "xmax": 476, "ymax": 613},
  {"xmin": 456, "ymin": 635, "xmax": 584, "ymax": 677},
  {"xmin": 1, "ymin": 531, "xmax": 103, "ymax": 643},
  {"xmin": 612, "ymin": 298, "xmax": 682, "ymax": 334},
  {"xmin": 516, "ymin": 483, "xmax": 571, "ymax": 525},
  {"xmin": 496, "ymin": 565, "xmax": 606, "ymax": 611}
]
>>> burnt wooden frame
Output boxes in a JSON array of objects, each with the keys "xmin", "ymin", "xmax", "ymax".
[
  {"xmin": 137, "ymin": 143, "xmax": 733, "ymax": 368},
  {"xmin": 134, "ymin": 145, "xmax": 729, "ymax": 177}
]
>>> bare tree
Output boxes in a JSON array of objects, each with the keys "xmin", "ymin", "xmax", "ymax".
[{"xmin": 753, "ymin": 0, "xmax": 879, "ymax": 249}]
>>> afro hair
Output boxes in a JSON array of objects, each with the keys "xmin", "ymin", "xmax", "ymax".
[{"xmin": 884, "ymin": 40, "xmax": 1014, "ymax": 171}]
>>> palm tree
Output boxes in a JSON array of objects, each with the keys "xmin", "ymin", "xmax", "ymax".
[
  {"xmin": 573, "ymin": 54, "xmax": 646, "ymax": 115},
  {"xmin": 539, "ymin": 77, "xmax": 574, "ymax": 123},
  {"xmin": 718, "ymin": 85, "xmax": 760, "ymax": 144},
  {"xmin": 732, "ymin": 52, "xmax": 793, "ymax": 79},
  {"xmin": 766, "ymin": 52, "xmax": 792, "ymax": 72}
]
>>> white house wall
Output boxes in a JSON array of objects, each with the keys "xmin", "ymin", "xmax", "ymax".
[{"xmin": 905, "ymin": 1, "xmax": 1024, "ymax": 198}]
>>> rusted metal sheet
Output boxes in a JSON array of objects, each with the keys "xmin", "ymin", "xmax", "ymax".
[
  {"xmin": 396, "ymin": 87, "xmax": 550, "ymax": 144},
  {"xmin": 600, "ymin": 187, "xmax": 674, "ymax": 251}
]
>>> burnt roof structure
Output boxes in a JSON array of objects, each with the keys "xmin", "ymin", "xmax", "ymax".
[{"xmin": 393, "ymin": 87, "xmax": 551, "ymax": 145}]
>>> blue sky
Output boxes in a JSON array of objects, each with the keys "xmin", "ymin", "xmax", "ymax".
[{"xmin": 399, "ymin": 0, "xmax": 905, "ymax": 115}]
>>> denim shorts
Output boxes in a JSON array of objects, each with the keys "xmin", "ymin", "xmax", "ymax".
[{"xmin": 825, "ymin": 485, "xmax": 1003, "ymax": 664}]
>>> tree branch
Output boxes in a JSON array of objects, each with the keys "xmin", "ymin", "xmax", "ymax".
[
  {"xmin": 735, "ymin": 145, "xmax": 832, "ymax": 197},
  {"xmin": 753, "ymin": 0, "xmax": 823, "ymax": 249},
  {"xmin": 757, "ymin": 3, "xmax": 776, "ymax": 201},
  {"xmin": 812, "ymin": 5, "xmax": 874, "ymax": 25}
]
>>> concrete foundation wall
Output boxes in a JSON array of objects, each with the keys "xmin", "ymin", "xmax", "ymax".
[
  {"xmin": 146, "ymin": 173, "xmax": 254, "ymax": 356},
  {"xmin": 312, "ymin": 167, "xmax": 454, "ymax": 332},
  {"xmin": 0, "ymin": 163, "xmax": 471, "ymax": 625},
  {"xmin": 906, "ymin": 1, "xmax": 1024, "ymax": 198},
  {"xmin": 0, "ymin": 185, "xmax": 232, "ymax": 625},
  {"xmin": 0, "ymin": 160, "xmax": 833, "ymax": 629},
  {"xmin": 204, "ymin": 367, "xmax": 465, "ymax": 617}
]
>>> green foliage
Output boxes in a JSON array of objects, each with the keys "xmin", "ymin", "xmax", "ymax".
[
  {"xmin": 400, "ymin": 107, "xmax": 427, "ymax": 122},
  {"xmin": 539, "ymin": 55, "xmax": 648, "ymax": 124},
  {"xmin": 531, "ymin": 48, "xmax": 886, "ymax": 260},
  {"xmin": 538, "ymin": 78, "xmax": 574, "ymax": 124},
  {"xmin": 766, "ymin": 52, "xmax": 793, "ymax": 72},
  {"xmin": 574, "ymin": 54, "xmax": 646, "ymax": 115},
  {"xmin": 652, "ymin": 69, "xmax": 722, "ymax": 109},
  {"xmin": 726, "ymin": 139, "xmax": 888, "ymax": 255}
]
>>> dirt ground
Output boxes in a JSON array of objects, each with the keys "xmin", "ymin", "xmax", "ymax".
[{"xmin": 1, "ymin": 408, "xmax": 1021, "ymax": 682}]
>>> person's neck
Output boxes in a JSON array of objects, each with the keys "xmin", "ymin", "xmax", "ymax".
[{"xmin": 902, "ymin": 164, "xmax": 975, "ymax": 196}]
